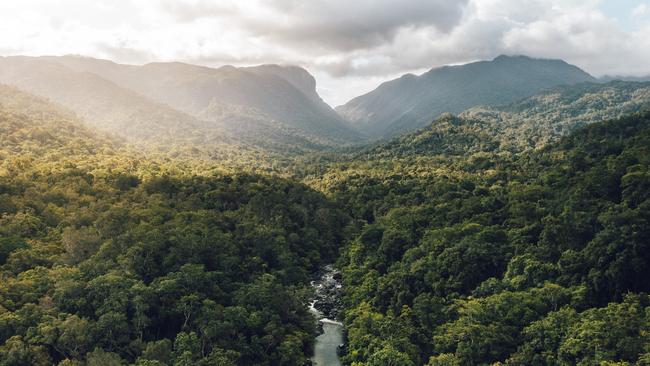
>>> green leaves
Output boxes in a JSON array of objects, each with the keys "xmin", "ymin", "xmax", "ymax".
[
  {"xmin": 337, "ymin": 111, "xmax": 650, "ymax": 365},
  {"xmin": 0, "ymin": 168, "xmax": 348, "ymax": 364}
]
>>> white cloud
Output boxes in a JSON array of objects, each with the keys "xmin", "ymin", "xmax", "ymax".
[
  {"xmin": 633, "ymin": 3, "xmax": 649, "ymax": 17},
  {"xmin": 0, "ymin": 0, "xmax": 649, "ymax": 105}
]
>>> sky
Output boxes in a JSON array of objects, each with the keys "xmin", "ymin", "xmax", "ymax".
[{"xmin": 0, "ymin": 0, "xmax": 649, "ymax": 106}]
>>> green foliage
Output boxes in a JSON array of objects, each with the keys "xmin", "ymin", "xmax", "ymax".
[
  {"xmin": 2, "ymin": 79, "xmax": 650, "ymax": 366},
  {"xmin": 362, "ymin": 81, "xmax": 650, "ymax": 159},
  {"xmin": 0, "ymin": 89, "xmax": 350, "ymax": 365},
  {"xmin": 331, "ymin": 110, "xmax": 650, "ymax": 365}
]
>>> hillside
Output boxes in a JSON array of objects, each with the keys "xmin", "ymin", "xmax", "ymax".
[
  {"xmin": 40, "ymin": 55, "xmax": 362, "ymax": 146},
  {"xmin": 0, "ymin": 56, "xmax": 362, "ymax": 154},
  {"xmin": 359, "ymin": 81, "xmax": 650, "ymax": 158},
  {"xmin": 0, "ymin": 84, "xmax": 116, "ymax": 160},
  {"xmin": 462, "ymin": 80, "xmax": 650, "ymax": 150},
  {"xmin": 310, "ymin": 110, "xmax": 650, "ymax": 365},
  {"xmin": 0, "ymin": 57, "xmax": 231, "ymax": 145},
  {"xmin": 0, "ymin": 86, "xmax": 350, "ymax": 365},
  {"xmin": 337, "ymin": 55, "xmax": 596, "ymax": 138}
]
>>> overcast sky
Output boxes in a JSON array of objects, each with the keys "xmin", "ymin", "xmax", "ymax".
[{"xmin": 1, "ymin": 0, "xmax": 649, "ymax": 106}]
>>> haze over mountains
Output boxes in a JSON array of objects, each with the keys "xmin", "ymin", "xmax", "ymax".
[
  {"xmin": 0, "ymin": 55, "xmax": 361, "ymax": 153},
  {"xmin": 337, "ymin": 55, "xmax": 597, "ymax": 138},
  {"xmin": 1, "ymin": 54, "xmax": 648, "ymax": 155},
  {"xmin": 0, "ymin": 57, "xmax": 212, "ymax": 144},
  {"xmin": 360, "ymin": 81, "xmax": 650, "ymax": 159}
]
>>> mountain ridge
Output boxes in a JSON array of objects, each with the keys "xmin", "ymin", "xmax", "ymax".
[
  {"xmin": 337, "ymin": 55, "xmax": 596, "ymax": 138},
  {"xmin": 0, "ymin": 55, "xmax": 362, "ymax": 152},
  {"xmin": 49, "ymin": 55, "xmax": 362, "ymax": 143},
  {"xmin": 354, "ymin": 80, "xmax": 650, "ymax": 159}
]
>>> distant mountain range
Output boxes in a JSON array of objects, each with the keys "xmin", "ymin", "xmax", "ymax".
[
  {"xmin": 2, "ymin": 54, "xmax": 650, "ymax": 154},
  {"xmin": 359, "ymin": 81, "xmax": 650, "ymax": 158},
  {"xmin": 337, "ymin": 55, "xmax": 596, "ymax": 138},
  {"xmin": 0, "ymin": 56, "xmax": 361, "ymax": 153},
  {"xmin": 0, "ymin": 56, "xmax": 213, "ymax": 143}
]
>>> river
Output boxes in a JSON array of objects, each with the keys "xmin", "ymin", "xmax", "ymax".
[{"xmin": 309, "ymin": 265, "xmax": 344, "ymax": 366}]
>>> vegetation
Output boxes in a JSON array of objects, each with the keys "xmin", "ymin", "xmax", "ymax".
[
  {"xmin": 337, "ymin": 55, "xmax": 595, "ymax": 138},
  {"xmin": 0, "ymin": 88, "xmax": 350, "ymax": 365},
  {"xmin": 1, "ymin": 64, "xmax": 650, "ymax": 365},
  {"xmin": 322, "ymin": 110, "xmax": 650, "ymax": 365},
  {"xmin": 360, "ymin": 81, "xmax": 650, "ymax": 159},
  {"xmin": 0, "ymin": 56, "xmax": 362, "ymax": 153}
]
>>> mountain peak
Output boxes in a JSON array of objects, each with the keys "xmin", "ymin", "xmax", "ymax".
[
  {"xmin": 492, "ymin": 54, "xmax": 573, "ymax": 65},
  {"xmin": 246, "ymin": 64, "xmax": 319, "ymax": 101},
  {"xmin": 0, "ymin": 55, "xmax": 362, "ymax": 149},
  {"xmin": 338, "ymin": 55, "xmax": 596, "ymax": 138},
  {"xmin": 493, "ymin": 54, "xmax": 531, "ymax": 61}
]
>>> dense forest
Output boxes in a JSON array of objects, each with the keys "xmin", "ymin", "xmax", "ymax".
[
  {"xmin": 1, "ymin": 67, "xmax": 650, "ymax": 365},
  {"xmin": 0, "ymin": 86, "xmax": 352, "ymax": 365},
  {"xmin": 323, "ymin": 111, "xmax": 650, "ymax": 365}
]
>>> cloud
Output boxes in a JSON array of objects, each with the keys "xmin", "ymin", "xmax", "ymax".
[
  {"xmin": 158, "ymin": 0, "xmax": 238, "ymax": 23},
  {"xmin": 241, "ymin": 0, "xmax": 470, "ymax": 51},
  {"xmin": 633, "ymin": 4, "xmax": 649, "ymax": 17},
  {"xmin": 632, "ymin": 4, "xmax": 650, "ymax": 17},
  {"xmin": 0, "ymin": 0, "xmax": 649, "ymax": 105}
]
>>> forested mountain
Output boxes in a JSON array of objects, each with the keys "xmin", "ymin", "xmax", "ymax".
[
  {"xmin": 0, "ymin": 84, "xmax": 117, "ymax": 162},
  {"xmin": 48, "ymin": 55, "xmax": 360, "ymax": 143},
  {"xmin": 0, "ymin": 56, "xmax": 361, "ymax": 153},
  {"xmin": 360, "ymin": 81, "xmax": 650, "ymax": 158},
  {"xmin": 0, "ymin": 57, "xmax": 224, "ymax": 145},
  {"xmin": 1, "ymin": 52, "xmax": 650, "ymax": 366},
  {"xmin": 0, "ymin": 85, "xmax": 351, "ymax": 365},
  {"xmin": 310, "ymin": 110, "xmax": 650, "ymax": 365},
  {"xmin": 54, "ymin": 56, "xmax": 360, "ymax": 143},
  {"xmin": 337, "ymin": 55, "xmax": 596, "ymax": 138}
]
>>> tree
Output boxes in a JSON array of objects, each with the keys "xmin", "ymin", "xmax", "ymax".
[
  {"xmin": 367, "ymin": 344, "xmax": 416, "ymax": 366},
  {"xmin": 86, "ymin": 348, "xmax": 125, "ymax": 366}
]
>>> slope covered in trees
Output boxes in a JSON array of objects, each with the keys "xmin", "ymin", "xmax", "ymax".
[
  {"xmin": 0, "ymin": 57, "xmax": 218, "ymax": 143},
  {"xmin": 337, "ymin": 55, "xmax": 596, "ymax": 138},
  {"xmin": 0, "ymin": 87, "xmax": 352, "ymax": 365},
  {"xmin": 0, "ymin": 56, "xmax": 361, "ymax": 154},
  {"xmin": 0, "ymin": 84, "xmax": 118, "ymax": 162},
  {"xmin": 356, "ymin": 81, "xmax": 650, "ymax": 159},
  {"xmin": 313, "ymin": 110, "xmax": 650, "ymax": 365},
  {"xmin": 1, "ymin": 59, "xmax": 650, "ymax": 366},
  {"xmin": 461, "ymin": 81, "xmax": 650, "ymax": 151}
]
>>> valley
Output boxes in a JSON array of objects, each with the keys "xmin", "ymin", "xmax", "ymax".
[{"xmin": 1, "ymin": 54, "xmax": 650, "ymax": 366}]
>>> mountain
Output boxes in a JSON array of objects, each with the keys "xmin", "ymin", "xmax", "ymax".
[
  {"xmin": 0, "ymin": 56, "xmax": 222, "ymax": 144},
  {"xmin": 337, "ymin": 55, "xmax": 596, "ymax": 138},
  {"xmin": 0, "ymin": 56, "xmax": 361, "ymax": 153},
  {"xmin": 0, "ymin": 83, "xmax": 118, "ymax": 158},
  {"xmin": 359, "ymin": 81, "xmax": 650, "ymax": 158},
  {"xmin": 42, "ymin": 55, "xmax": 362, "ymax": 145},
  {"xmin": 0, "ymin": 81, "xmax": 350, "ymax": 365},
  {"xmin": 461, "ymin": 80, "xmax": 650, "ymax": 151},
  {"xmin": 599, "ymin": 75, "xmax": 650, "ymax": 83}
]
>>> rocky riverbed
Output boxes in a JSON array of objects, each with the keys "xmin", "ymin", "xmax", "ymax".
[{"xmin": 309, "ymin": 265, "xmax": 344, "ymax": 366}]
